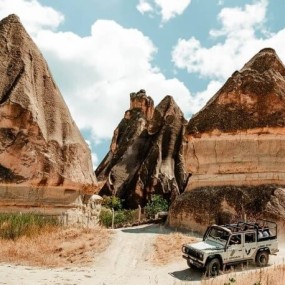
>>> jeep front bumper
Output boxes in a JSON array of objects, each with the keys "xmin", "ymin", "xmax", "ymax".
[{"xmin": 182, "ymin": 254, "xmax": 204, "ymax": 268}]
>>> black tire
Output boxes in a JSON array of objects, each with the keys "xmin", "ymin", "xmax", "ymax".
[
  {"xmin": 256, "ymin": 251, "xmax": 269, "ymax": 267},
  {"xmin": 206, "ymin": 258, "xmax": 221, "ymax": 277}
]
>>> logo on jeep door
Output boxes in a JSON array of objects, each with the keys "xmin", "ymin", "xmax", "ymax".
[{"xmin": 245, "ymin": 249, "xmax": 251, "ymax": 255}]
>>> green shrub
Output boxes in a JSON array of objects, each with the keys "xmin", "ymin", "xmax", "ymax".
[
  {"xmin": 145, "ymin": 194, "xmax": 168, "ymax": 218},
  {"xmin": 114, "ymin": 211, "xmax": 127, "ymax": 225},
  {"xmin": 102, "ymin": 196, "xmax": 123, "ymax": 211},
  {"xmin": 99, "ymin": 207, "xmax": 113, "ymax": 228},
  {"xmin": 99, "ymin": 207, "xmax": 139, "ymax": 228},
  {"xmin": 0, "ymin": 213, "xmax": 59, "ymax": 240},
  {"xmin": 123, "ymin": 209, "xmax": 138, "ymax": 224}
]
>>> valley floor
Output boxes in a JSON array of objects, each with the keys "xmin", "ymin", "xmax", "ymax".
[{"xmin": 0, "ymin": 224, "xmax": 284, "ymax": 285}]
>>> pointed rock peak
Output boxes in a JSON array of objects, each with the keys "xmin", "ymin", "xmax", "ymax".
[
  {"xmin": 0, "ymin": 14, "xmax": 24, "ymax": 31},
  {"xmin": 0, "ymin": 14, "xmax": 21, "ymax": 25},
  {"xmin": 156, "ymin": 95, "xmax": 184, "ymax": 116},
  {"xmin": 130, "ymin": 89, "xmax": 154, "ymax": 108},
  {"xmin": 0, "ymin": 13, "xmax": 96, "ymax": 191},
  {"xmin": 259, "ymin": 47, "xmax": 277, "ymax": 54},
  {"xmin": 148, "ymin": 95, "xmax": 186, "ymax": 135},
  {"xmin": 241, "ymin": 47, "xmax": 285, "ymax": 75},
  {"xmin": 97, "ymin": 90, "xmax": 188, "ymax": 208},
  {"xmin": 129, "ymin": 89, "xmax": 154, "ymax": 120},
  {"xmin": 187, "ymin": 48, "xmax": 285, "ymax": 135}
]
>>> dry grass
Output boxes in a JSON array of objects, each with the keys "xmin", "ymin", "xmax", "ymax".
[
  {"xmin": 0, "ymin": 226, "xmax": 112, "ymax": 267},
  {"xmin": 150, "ymin": 233, "xmax": 199, "ymax": 265},
  {"xmin": 200, "ymin": 264, "xmax": 285, "ymax": 285}
]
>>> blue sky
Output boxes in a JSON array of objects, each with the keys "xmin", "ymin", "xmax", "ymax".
[{"xmin": 0, "ymin": 0, "xmax": 285, "ymax": 167}]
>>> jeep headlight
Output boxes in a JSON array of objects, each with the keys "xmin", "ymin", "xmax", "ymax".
[{"xmin": 198, "ymin": 252, "xmax": 204, "ymax": 260}]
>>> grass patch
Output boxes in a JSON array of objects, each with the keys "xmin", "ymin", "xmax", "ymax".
[
  {"xmin": 201, "ymin": 264, "xmax": 285, "ymax": 285},
  {"xmin": 150, "ymin": 232, "xmax": 198, "ymax": 265},
  {"xmin": 0, "ymin": 213, "xmax": 59, "ymax": 240},
  {"xmin": 0, "ymin": 226, "xmax": 112, "ymax": 267}
]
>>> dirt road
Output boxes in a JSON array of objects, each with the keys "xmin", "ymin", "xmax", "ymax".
[{"xmin": 0, "ymin": 224, "xmax": 284, "ymax": 285}]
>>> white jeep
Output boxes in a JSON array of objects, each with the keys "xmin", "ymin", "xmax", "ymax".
[{"xmin": 182, "ymin": 219, "xmax": 279, "ymax": 276}]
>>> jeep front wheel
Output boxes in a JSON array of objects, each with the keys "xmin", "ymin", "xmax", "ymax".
[
  {"xmin": 256, "ymin": 251, "xmax": 269, "ymax": 267},
  {"xmin": 206, "ymin": 258, "xmax": 221, "ymax": 276}
]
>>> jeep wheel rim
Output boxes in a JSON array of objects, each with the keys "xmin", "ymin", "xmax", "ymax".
[
  {"xmin": 211, "ymin": 263, "xmax": 219, "ymax": 275},
  {"xmin": 260, "ymin": 255, "xmax": 266, "ymax": 265}
]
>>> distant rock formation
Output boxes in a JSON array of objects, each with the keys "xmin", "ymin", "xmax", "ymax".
[
  {"xmin": 168, "ymin": 48, "xmax": 285, "ymax": 231},
  {"xmin": 185, "ymin": 48, "xmax": 285, "ymax": 190},
  {"xmin": 96, "ymin": 90, "xmax": 189, "ymax": 208},
  {"xmin": 0, "ymin": 14, "xmax": 97, "ymax": 217}
]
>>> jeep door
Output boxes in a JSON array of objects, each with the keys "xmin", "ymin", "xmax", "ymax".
[
  {"xmin": 243, "ymin": 231, "xmax": 257, "ymax": 260},
  {"xmin": 226, "ymin": 234, "xmax": 243, "ymax": 263}
]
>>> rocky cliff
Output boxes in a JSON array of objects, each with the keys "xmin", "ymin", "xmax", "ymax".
[
  {"xmin": 185, "ymin": 48, "xmax": 285, "ymax": 190},
  {"xmin": 169, "ymin": 48, "xmax": 285, "ymax": 231},
  {"xmin": 0, "ymin": 14, "xmax": 97, "ymax": 213},
  {"xmin": 168, "ymin": 185, "xmax": 285, "ymax": 233},
  {"xmin": 96, "ymin": 90, "xmax": 189, "ymax": 208}
]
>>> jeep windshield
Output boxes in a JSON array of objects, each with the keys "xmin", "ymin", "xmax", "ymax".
[{"xmin": 204, "ymin": 226, "xmax": 229, "ymax": 245}]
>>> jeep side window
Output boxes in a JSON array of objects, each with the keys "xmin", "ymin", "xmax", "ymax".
[
  {"xmin": 245, "ymin": 232, "xmax": 255, "ymax": 243},
  {"xmin": 229, "ymin": 234, "xmax": 241, "ymax": 245}
]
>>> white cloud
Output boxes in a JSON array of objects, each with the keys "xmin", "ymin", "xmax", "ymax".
[
  {"xmin": 172, "ymin": 0, "xmax": 285, "ymax": 82},
  {"xmin": 0, "ymin": 0, "xmax": 64, "ymax": 35},
  {"xmin": 190, "ymin": 80, "xmax": 223, "ymax": 115},
  {"xmin": 136, "ymin": 0, "xmax": 191, "ymax": 24},
  {"xmin": 155, "ymin": 0, "xmax": 191, "ymax": 23},
  {"xmin": 210, "ymin": 0, "xmax": 267, "ymax": 38},
  {"xmin": 137, "ymin": 0, "xmax": 153, "ymax": 14},
  {"xmin": 0, "ymin": 0, "xmax": 193, "ymax": 160},
  {"xmin": 34, "ymin": 20, "xmax": 192, "ymax": 141}
]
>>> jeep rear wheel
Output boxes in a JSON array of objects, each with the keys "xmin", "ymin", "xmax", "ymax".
[
  {"xmin": 256, "ymin": 251, "xmax": 269, "ymax": 267},
  {"xmin": 206, "ymin": 258, "xmax": 221, "ymax": 276}
]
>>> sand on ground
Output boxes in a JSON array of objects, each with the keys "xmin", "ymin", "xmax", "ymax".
[{"xmin": 0, "ymin": 224, "xmax": 284, "ymax": 285}]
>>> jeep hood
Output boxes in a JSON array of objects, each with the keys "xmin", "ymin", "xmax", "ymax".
[{"xmin": 189, "ymin": 241, "xmax": 224, "ymax": 251}]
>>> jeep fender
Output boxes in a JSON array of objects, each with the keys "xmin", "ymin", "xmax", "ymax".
[
  {"xmin": 257, "ymin": 247, "xmax": 270, "ymax": 255},
  {"xmin": 206, "ymin": 255, "xmax": 223, "ymax": 267}
]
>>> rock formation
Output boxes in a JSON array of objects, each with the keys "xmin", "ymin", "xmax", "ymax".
[
  {"xmin": 0, "ymin": 14, "xmax": 97, "ymax": 220},
  {"xmin": 168, "ymin": 185, "xmax": 285, "ymax": 233},
  {"xmin": 185, "ymin": 48, "xmax": 285, "ymax": 190},
  {"xmin": 168, "ymin": 48, "xmax": 285, "ymax": 232},
  {"xmin": 96, "ymin": 90, "xmax": 189, "ymax": 208}
]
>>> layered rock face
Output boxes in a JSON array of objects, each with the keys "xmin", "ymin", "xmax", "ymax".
[
  {"xmin": 185, "ymin": 48, "xmax": 285, "ymax": 190},
  {"xmin": 96, "ymin": 90, "xmax": 189, "ymax": 208},
  {"xmin": 0, "ymin": 14, "xmax": 97, "ymax": 212},
  {"xmin": 168, "ymin": 48, "xmax": 285, "ymax": 232},
  {"xmin": 168, "ymin": 186, "xmax": 285, "ymax": 233}
]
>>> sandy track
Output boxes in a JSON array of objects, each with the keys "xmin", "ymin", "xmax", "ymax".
[{"xmin": 0, "ymin": 224, "xmax": 284, "ymax": 285}]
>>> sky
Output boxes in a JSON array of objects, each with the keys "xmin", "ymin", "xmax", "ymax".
[{"xmin": 0, "ymin": 0, "xmax": 285, "ymax": 168}]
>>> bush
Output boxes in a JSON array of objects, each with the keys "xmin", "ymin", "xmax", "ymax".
[
  {"xmin": 99, "ymin": 207, "xmax": 113, "ymax": 228},
  {"xmin": 145, "ymin": 194, "xmax": 168, "ymax": 218},
  {"xmin": 99, "ymin": 207, "xmax": 139, "ymax": 228},
  {"xmin": 102, "ymin": 196, "xmax": 123, "ymax": 211},
  {"xmin": 0, "ymin": 213, "xmax": 59, "ymax": 240},
  {"xmin": 114, "ymin": 211, "xmax": 127, "ymax": 225}
]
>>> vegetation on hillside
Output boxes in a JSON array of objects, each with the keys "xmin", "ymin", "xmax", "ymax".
[{"xmin": 0, "ymin": 213, "xmax": 59, "ymax": 240}]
